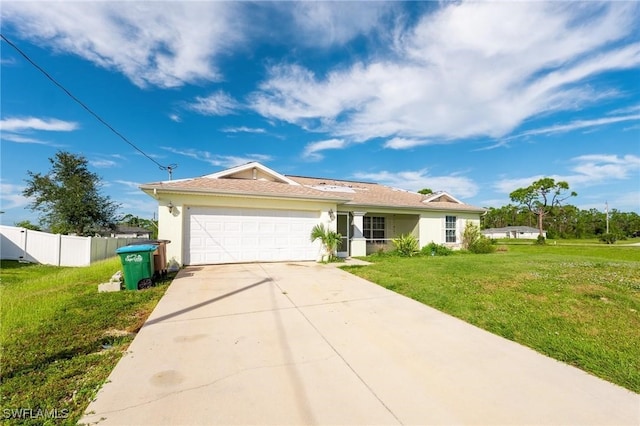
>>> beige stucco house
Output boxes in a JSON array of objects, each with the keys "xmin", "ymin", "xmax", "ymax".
[{"xmin": 140, "ymin": 162, "xmax": 485, "ymax": 266}]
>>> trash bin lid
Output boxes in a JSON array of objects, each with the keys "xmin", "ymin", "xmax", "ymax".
[
  {"xmin": 116, "ymin": 244, "xmax": 158, "ymax": 254},
  {"xmin": 127, "ymin": 239, "xmax": 171, "ymax": 245}
]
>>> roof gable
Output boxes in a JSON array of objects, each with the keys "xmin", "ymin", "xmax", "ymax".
[
  {"xmin": 204, "ymin": 162, "xmax": 300, "ymax": 185},
  {"xmin": 422, "ymin": 192, "xmax": 463, "ymax": 205}
]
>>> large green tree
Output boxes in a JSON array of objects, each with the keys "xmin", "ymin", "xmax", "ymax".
[
  {"xmin": 23, "ymin": 151, "xmax": 119, "ymax": 235},
  {"xmin": 509, "ymin": 177, "xmax": 577, "ymax": 237}
]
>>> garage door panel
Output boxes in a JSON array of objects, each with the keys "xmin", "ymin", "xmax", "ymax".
[
  {"xmin": 223, "ymin": 237, "xmax": 240, "ymax": 247},
  {"xmin": 224, "ymin": 222, "xmax": 241, "ymax": 232},
  {"xmin": 242, "ymin": 222, "xmax": 258, "ymax": 233},
  {"xmin": 205, "ymin": 222, "xmax": 222, "ymax": 232},
  {"xmin": 259, "ymin": 222, "xmax": 275, "ymax": 232},
  {"xmin": 275, "ymin": 223, "xmax": 289, "ymax": 233},
  {"xmin": 241, "ymin": 237, "xmax": 259, "ymax": 246},
  {"xmin": 186, "ymin": 207, "xmax": 321, "ymax": 265}
]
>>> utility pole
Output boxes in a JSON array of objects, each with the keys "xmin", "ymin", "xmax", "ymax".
[
  {"xmin": 605, "ymin": 201, "xmax": 609, "ymax": 234},
  {"xmin": 166, "ymin": 164, "xmax": 177, "ymax": 180}
]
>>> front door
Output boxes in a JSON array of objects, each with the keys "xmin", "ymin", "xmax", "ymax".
[{"xmin": 337, "ymin": 212, "xmax": 350, "ymax": 257}]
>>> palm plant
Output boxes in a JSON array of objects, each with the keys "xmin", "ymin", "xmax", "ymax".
[{"xmin": 310, "ymin": 223, "xmax": 342, "ymax": 261}]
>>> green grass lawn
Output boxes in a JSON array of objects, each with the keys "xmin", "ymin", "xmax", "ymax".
[
  {"xmin": 0, "ymin": 258, "xmax": 173, "ymax": 425},
  {"xmin": 344, "ymin": 244, "xmax": 640, "ymax": 393},
  {"xmin": 496, "ymin": 237, "xmax": 640, "ymax": 246}
]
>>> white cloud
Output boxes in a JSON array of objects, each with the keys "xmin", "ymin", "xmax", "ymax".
[
  {"xmin": 570, "ymin": 154, "xmax": 640, "ymax": 182},
  {"xmin": 2, "ymin": 2, "xmax": 243, "ymax": 88},
  {"xmin": 249, "ymin": 2, "xmax": 640, "ymax": 142},
  {"xmin": 168, "ymin": 114, "xmax": 182, "ymax": 123},
  {"xmin": 573, "ymin": 189, "xmax": 640, "ymax": 214},
  {"xmin": 302, "ymin": 138, "xmax": 346, "ymax": 161},
  {"xmin": 493, "ymin": 175, "xmax": 549, "ymax": 195},
  {"xmin": 221, "ymin": 126, "xmax": 266, "ymax": 134},
  {"xmin": 286, "ymin": 2, "xmax": 396, "ymax": 48},
  {"xmin": 511, "ymin": 114, "xmax": 640, "ymax": 139},
  {"xmin": 493, "ymin": 154, "xmax": 640, "ymax": 194},
  {"xmin": 162, "ymin": 147, "xmax": 272, "ymax": 168},
  {"xmin": 384, "ymin": 137, "xmax": 434, "ymax": 150},
  {"xmin": 187, "ymin": 91, "xmax": 240, "ymax": 116},
  {"xmin": 609, "ymin": 104, "xmax": 640, "ymax": 115},
  {"xmin": 1, "ymin": 57, "xmax": 17, "ymax": 66},
  {"xmin": 0, "ymin": 181, "xmax": 29, "ymax": 210},
  {"xmin": 113, "ymin": 180, "xmax": 144, "ymax": 196},
  {"xmin": 0, "ymin": 134, "xmax": 51, "ymax": 145},
  {"xmin": 2, "ymin": 2, "xmax": 397, "ymax": 89},
  {"xmin": 89, "ymin": 153, "xmax": 128, "ymax": 169},
  {"xmin": 0, "ymin": 117, "xmax": 78, "ymax": 132},
  {"xmin": 90, "ymin": 159, "xmax": 118, "ymax": 169},
  {"xmin": 114, "ymin": 180, "xmax": 141, "ymax": 191},
  {"xmin": 478, "ymin": 198, "xmax": 513, "ymax": 209},
  {"xmin": 352, "ymin": 170, "xmax": 479, "ymax": 199},
  {"xmin": 609, "ymin": 191, "xmax": 640, "ymax": 213},
  {"xmin": 117, "ymin": 198, "xmax": 158, "ymax": 218}
]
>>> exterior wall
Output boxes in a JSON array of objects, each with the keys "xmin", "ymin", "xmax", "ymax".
[
  {"xmin": 364, "ymin": 213, "xmax": 419, "ymax": 255},
  {"xmin": 337, "ymin": 210, "xmax": 420, "ymax": 255},
  {"xmin": 481, "ymin": 230, "xmax": 546, "ymax": 239},
  {"xmin": 482, "ymin": 231, "xmax": 509, "ymax": 239},
  {"xmin": 156, "ymin": 193, "xmax": 337, "ymax": 265},
  {"xmin": 418, "ymin": 212, "xmax": 480, "ymax": 249},
  {"xmin": 339, "ymin": 207, "xmax": 481, "ymax": 254},
  {"xmin": 393, "ymin": 214, "xmax": 419, "ymax": 236}
]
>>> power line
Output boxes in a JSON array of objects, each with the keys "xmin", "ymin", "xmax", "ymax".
[{"xmin": 1, "ymin": 33, "xmax": 177, "ymax": 179}]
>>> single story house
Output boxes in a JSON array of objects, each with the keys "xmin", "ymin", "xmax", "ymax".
[
  {"xmin": 140, "ymin": 162, "xmax": 485, "ymax": 266},
  {"xmin": 481, "ymin": 226, "xmax": 544, "ymax": 239},
  {"xmin": 104, "ymin": 225, "xmax": 152, "ymax": 239}
]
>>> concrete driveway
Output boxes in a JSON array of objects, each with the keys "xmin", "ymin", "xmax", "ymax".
[{"xmin": 81, "ymin": 262, "xmax": 639, "ymax": 425}]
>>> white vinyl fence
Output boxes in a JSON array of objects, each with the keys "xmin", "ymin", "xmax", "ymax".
[{"xmin": 0, "ymin": 225, "xmax": 141, "ymax": 267}]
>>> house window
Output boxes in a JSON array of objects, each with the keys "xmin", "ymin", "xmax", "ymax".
[
  {"xmin": 363, "ymin": 216, "xmax": 385, "ymax": 242},
  {"xmin": 445, "ymin": 216, "xmax": 456, "ymax": 243}
]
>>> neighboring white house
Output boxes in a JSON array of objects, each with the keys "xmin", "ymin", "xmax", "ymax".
[
  {"xmin": 481, "ymin": 226, "xmax": 545, "ymax": 239},
  {"xmin": 140, "ymin": 162, "xmax": 486, "ymax": 266},
  {"xmin": 104, "ymin": 225, "xmax": 151, "ymax": 239}
]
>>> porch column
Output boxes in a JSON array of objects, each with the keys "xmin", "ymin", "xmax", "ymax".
[{"xmin": 351, "ymin": 211, "xmax": 367, "ymax": 257}]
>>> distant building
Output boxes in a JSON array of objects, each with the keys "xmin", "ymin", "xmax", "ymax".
[
  {"xmin": 481, "ymin": 226, "xmax": 545, "ymax": 239},
  {"xmin": 105, "ymin": 225, "xmax": 151, "ymax": 239}
]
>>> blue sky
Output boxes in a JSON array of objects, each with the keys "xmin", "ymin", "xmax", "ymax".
[{"xmin": 1, "ymin": 1, "xmax": 639, "ymax": 226}]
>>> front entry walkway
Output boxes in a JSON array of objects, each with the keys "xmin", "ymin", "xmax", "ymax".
[{"xmin": 82, "ymin": 263, "xmax": 639, "ymax": 425}]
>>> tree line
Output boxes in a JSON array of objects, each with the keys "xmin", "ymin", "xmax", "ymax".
[
  {"xmin": 478, "ymin": 177, "xmax": 640, "ymax": 240},
  {"xmin": 481, "ymin": 204, "xmax": 640, "ymax": 239}
]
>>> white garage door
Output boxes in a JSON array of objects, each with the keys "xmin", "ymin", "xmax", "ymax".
[{"xmin": 186, "ymin": 206, "xmax": 321, "ymax": 265}]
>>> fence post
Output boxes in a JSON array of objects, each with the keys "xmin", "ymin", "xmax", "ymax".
[
  {"xmin": 85, "ymin": 236, "xmax": 91, "ymax": 266},
  {"xmin": 20, "ymin": 228, "xmax": 27, "ymax": 262},
  {"xmin": 56, "ymin": 234, "xmax": 62, "ymax": 266}
]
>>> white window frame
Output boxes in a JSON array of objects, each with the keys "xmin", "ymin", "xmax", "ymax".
[
  {"xmin": 445, "ymin": 215, "xmax": 457, "ymax": 243},
  {"xmin": 363, "ymin": 216, "xmax": 385, "ymax": 243}
]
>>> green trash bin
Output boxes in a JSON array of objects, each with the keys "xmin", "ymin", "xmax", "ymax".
[{"xmin": 116, "ymin": 244, "xmax": 158, "ymax": 290}]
